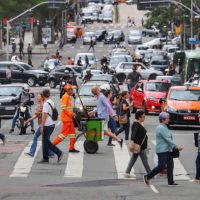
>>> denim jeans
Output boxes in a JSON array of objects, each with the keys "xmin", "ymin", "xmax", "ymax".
[
  {"xmin": 128, "ymin": 83, "xmax": 135, "ymax": 93},
  {"xmin": 11, "ymin": 107, "xmax": 34, "ymax": 129},
  {"xmin": 116, "ymin": 119, "xmax": 130, "ymax": 140},
  {"xmin": 42, "ymin": 125, "xmax": 61, "ymax": 161},
  {"xmin": 108, "ymin": 117, "xmax": 117, "ymax": 144},
  {"xmin": 126, "ymin": 150, "xmax": 151, "ymax": 174},
  {"xmin": 28, "ymin": 126, "xmax": 54, "ymax": 157},
  {"xmin": 147, "ymin": 152, "xmax": 174, "ymax": 184},
  {"xmin": 195, "ymin": 152, "xmax": 200, "ymax": 179},
  {"xmin": 0, "ymin": 133, "xmax": 5, "ymax": 141}
]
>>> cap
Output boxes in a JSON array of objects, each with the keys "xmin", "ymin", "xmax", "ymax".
[
  {"xmin": 64, "ymin": 83, "xmax": 76, "ymax": 91},
  {"xmin": 159, "ymin": 112, "xmax": 170, "ymax": 122}
]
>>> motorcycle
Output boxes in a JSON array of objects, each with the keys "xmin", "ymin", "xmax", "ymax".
[
  {"xmin": 16, "ymin": 100, "xmax": 34, "ymax": 135},
  {"xmin": 59, "ymin": 74, "xmax": 74, "ymax": 98},
  {"xmin": 101, "ymin": 62, "xmax": 110, "ymax": 74}
]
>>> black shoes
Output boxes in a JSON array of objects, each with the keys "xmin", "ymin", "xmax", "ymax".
[
  {"xmin": 118, "ymin": 139, "xmax": 123, "ymax": 149},
  {"xmin": 107, "ymin": 143, "xmax": 115, "ymax": 146},
  {"xmin": 143, "ymin": 175, "xmax": 149, "ymax": 186},
  {"xmin": 168, "ymin": 182, "xmax": 180, "ymax": 186},
  {"xmin": 9, "ymin": 129, "xmax": 14, "ymax": 134},
  {"xmin": 69, "ymin": 149, "xmax": 80, "ymax": 153},
  {"xmin": 37, "ymin": 160, "xmax": 49, "ymax": 164},
  {"xmin": 31, "ymin": 129, "xmax": 35, "ymax": 134},
  {"xmin": 57, "ymin": 152, "xmax": 64, "ymax": 163}
]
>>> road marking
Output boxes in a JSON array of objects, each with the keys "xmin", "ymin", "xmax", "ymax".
[
  {"xmin": 149, "ymin": 184, "xmax": 159, "ymax": 194},
  {"xmin": 113, "ymin": 142, "xmax": 136, "ymax": 179},
  {"xmin": 9, "ymin": 141, "xmax": 41, "ymax": 177},
  {"xmin": 152, "ymin": 140, "xmax": 190, "ymax": 181},
  {"xmin": 64, "ymin": 141, "xmax": 84, "ymax": 178}
]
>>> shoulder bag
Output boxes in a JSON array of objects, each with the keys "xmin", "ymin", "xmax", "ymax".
[
  {"xmin": 118, "ymin": 101, "xmax": 128, "ymax": 125},
  {"xmin": 128, "ymin": 135, "xmax": 146, "ymax": 154},
  {"xmin": 170, "ymin": 147, "xmax": 180, "ymax": 158}
]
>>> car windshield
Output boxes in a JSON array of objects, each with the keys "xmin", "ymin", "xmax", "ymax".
[
  {"xmin": 0, "ymin": 86, "xmax": 22, "ymax": 96},
  {"xmin": 168, "ymin": 48, "xmax": 179, "ymax": 53},
  {"xmin": 169, "ymin": 89, "xmax": 200, "ymax": 101},
  {"xmin": 72, "ymin": 67, "xmax": 83, "ymax": 74},
  {"xmin": 130, "ymin": 32, "xmax": 140, "ymax": 36},
  {"xmin": 84, "ymin": 32, "xmax": 94, "ymax": 37},
  {"xmin": 151, "ymin": 60, "xmax": 168, "ymax": 65},
  {"xmin": 146, "ymin": 82, "xmax": 171, "ymax": 92},
  {"xmin": 79, "ymin": 85, "xmax": 94, "ymax": 96},
  {"xmin": 90, "ymin": 75, "xmax": 112, "ymax": 82},
  {"xmin": 21, "ymin": 64, "xmax": 33, "ymax": 70},
  {"xmin": 110, "ymin": 56, "xmax": 132, "ymax": 65}
]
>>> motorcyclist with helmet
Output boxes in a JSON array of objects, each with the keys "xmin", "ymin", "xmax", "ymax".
[
  {"xmin": 83, "ymin": 69, "xmax": 93, "ymax": 83},
  {"xmin": 9, "ymin": 84, "xmax": 34, "ymax": 134},
  {"xmin": 101, "ymin": 55, "xmax": 109, "ymax": 74}
]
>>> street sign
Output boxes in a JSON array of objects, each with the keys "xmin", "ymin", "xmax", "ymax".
[{"xmin": 48, "ymin": 0, "xmax": 65, "ymax": 9}]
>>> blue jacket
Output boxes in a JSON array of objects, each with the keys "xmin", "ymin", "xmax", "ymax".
[
  {"xmin": 155, "ymin": 123, "xmax": 177, "ymax": 153},
  {"xmin": 93, "ymin": 93, "xmax": 116, "ymax": 122}
]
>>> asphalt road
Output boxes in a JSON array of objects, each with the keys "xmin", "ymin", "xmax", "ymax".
[{"xmin": 0, "ymin": 4, "xmax": 200, "ymax": 200}]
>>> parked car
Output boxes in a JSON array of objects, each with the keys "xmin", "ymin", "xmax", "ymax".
[
  {"xmin": 160, "ymin": 85, "xmax": 200, "ymax": 126},
  {"xmin": 0, "ymin": 84, "xmax": 34, "ymax": 125},
  {"xmin": 128, "ymin": 30, "xmax": 142, "ymax": 44},
  {"xmin": 114, "ymin": 62, "xmax": 163, "ymax": 80},
  {"xmin": 83, "ymin": 31, "xmax": 96, "ymax": 45},
  {"xmin": 0, "ymin": 61, "xmax": 48, "ymax": 87},
  {"xmin": 142, "ymin": 26, "xmax": 160, "ymax": 37},
  {"xmin": 48, "ymin": 65, "xmax": 82, "ymax": 88},
  {"xmin": 130, "ymin": 80, "xmax": 171, "ymax": 114}
]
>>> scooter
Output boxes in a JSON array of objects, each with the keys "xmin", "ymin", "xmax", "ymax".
[{"xmin": 16, "ymin": 100, "xmax": 34, "ymax": 135}]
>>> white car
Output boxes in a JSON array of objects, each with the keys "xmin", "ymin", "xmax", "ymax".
[
  {"xmin": 115, "ymin": 62, "xmax": 163, "ymax": 80},
  {"xmin": 143, "ymin": 37, "xmax": 172, "ymax": 49},
  {"xmin": 128, "ymin": 30, "xmax": 142, "ymax": 44}
]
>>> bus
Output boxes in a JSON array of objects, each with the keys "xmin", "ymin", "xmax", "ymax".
[{"xmin": 173, "ymin": 48, "xmax": 200, "ymax": 84}]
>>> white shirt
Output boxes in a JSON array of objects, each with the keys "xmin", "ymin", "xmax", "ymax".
[
  {"xmin": 42, "ymin": 99, "xmax": 55, "ymax": 126},
  {"xmin": 42, "ymin": 38, "xmax": 48, "ymax": 45}
]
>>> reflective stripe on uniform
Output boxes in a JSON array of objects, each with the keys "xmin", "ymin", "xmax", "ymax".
[
  {"xmin": 58, "ymin": 134, "xmax": 66, "ymax": 140},
  {"xmin": 61, "ymin": 105, "xmax": 73, "ymax": 111},
  {"xmin": 69, "ymin": 134, "xmax": 76, "ymax": 139}
]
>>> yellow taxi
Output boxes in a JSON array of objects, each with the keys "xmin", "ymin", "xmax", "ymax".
[{"xmin": 161, "ymin": 85, "xmax": 200, "ymax": 126}]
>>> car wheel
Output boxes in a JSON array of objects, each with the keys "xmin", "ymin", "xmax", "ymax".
[
  {"xmin": 49, "ymin": 79, "xmax": 56, "ymax": 88},
  {"xmin": 84, "ymin": 140, "xmax": 99, "ymax": 154},
  {"xmin": 148, "ymin": 74, "xmax": 157, "ymax": 80},
  {"xmin": 142, "ymin": 102, "xmax": 148, "ymax": 115},
  {"xmin": 27, "ymin": 77, "xmax": 36, "ymax": 87}
]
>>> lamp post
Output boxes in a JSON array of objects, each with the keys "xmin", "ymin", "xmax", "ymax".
[{"xmin": 6, "ymin": 1, "xmax": 67, "ymax": 60}]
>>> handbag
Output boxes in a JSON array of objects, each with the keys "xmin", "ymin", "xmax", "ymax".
[
  {"xmin": 170, "ymin": 148, "xmax": 180, "ymax": 158},
  {"xmin": 128, "ymin": 135, "xmax": 146, "ymax": 154},
  {"xmin": 118, "ymin": 101, "xmax": 128, "ymax": 125}
]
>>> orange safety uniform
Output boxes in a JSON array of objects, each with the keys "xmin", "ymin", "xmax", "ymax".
[{"xmin": 52, "ymin": 92, "xmax": 75, "ymax": 150}]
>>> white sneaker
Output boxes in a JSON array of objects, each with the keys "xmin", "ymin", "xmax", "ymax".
[
  {"xmin": 124, "ymin": 173, "xmax": 136, "ymax": 178},
  {"xmin": 190, "ymin": 179, "xmax": 200, "ymax": 183}
]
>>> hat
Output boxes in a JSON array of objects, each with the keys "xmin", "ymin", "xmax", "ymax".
[
  {"xmin": 159, "ymin": 112, "xmax": 170, "ymax": 122},
  {"xmin": 64, "ymin": 84, "xmax": 76, "ymax": 91}
]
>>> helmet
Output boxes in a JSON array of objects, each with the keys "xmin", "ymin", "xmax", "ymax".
[
  {"xmin": 22, "ymin": 84, "xmax": 30, "ymax": 94},
  {"xmin": 64, "ymin": 69, "xmax": 70, "ymax": 74}
]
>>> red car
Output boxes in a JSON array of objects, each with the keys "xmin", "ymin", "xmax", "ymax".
[{"xmin": 130, "ymin": 80, "xmax": 171, "ymax": 114}]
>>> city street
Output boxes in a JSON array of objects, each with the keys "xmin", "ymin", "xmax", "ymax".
[{"xmin": 0, "ymin": 3, "xmax": 200, "ymax": 200}]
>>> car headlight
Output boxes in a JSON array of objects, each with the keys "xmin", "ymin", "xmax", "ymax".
[
  {"xmin": 166, "ymin": 105, "xmax": 177, "ymax": 112},
  {"xmin": 75, "ymin": 104, "xmax": 83, "ymax": 111},
  {"xmin": 147, "ymin": 97, "xmax": 157, "ymax": 102}
]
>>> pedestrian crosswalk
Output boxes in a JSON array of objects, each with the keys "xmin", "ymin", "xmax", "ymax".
[{"xmin": 0, "ymin": 140, "xmax": 192, "ymax": 181}]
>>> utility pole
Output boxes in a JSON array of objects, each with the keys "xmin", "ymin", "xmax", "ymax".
[
  {"xmin": 0, "ymin": 20, "xmax": 2, "ymax": 49},
  {"xmin": 191, "ymin": 0, "xmax": 194, "ymax": 49}
]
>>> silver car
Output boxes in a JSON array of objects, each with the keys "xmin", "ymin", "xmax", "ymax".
[{"xmin": 128, "ymin": 30, "xmax": 142, "ymax": 44}]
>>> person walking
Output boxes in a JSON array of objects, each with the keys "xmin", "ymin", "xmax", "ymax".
[
  {"xmin": 39, "ymin": 89, "xmax": 63, "ymax": 163},
  {"xmin": 6, "ymin": 65, "xmax": 12, "ymax": 84},
  {"xmin": 143, "ymin": 112, "xmax": 183, "ymax": 186},
  {"xmin": 132, "ymin": 17, "xmax": 136, "ymax": 26},
  {"xmin": 18, "ymin": 39, "xmax": 24, "ymax": 57},
  {"xmin": 125, "ymin": 110, "xmax": 151, "ymax": 178},
  {"xmin": 141, "ymin": 18, "xmax": 144, "ymax": 26},
  {"xmin": 127, "ymin": 16, "xmax": 131, "ymax": 27},
  {"xmin": 88, "ymin": 37, "xmax": 95, "ymax": 52},
  {"xmin": 88, "ymin": 86, "xmax": 123, "ymax": 147},
  {"xmin": 27, "ymin": 43, "xmax": 32, "ymax": 59},
  {"xmin": 126, "ymin": 65, "xmax": 142, "ymax": 93},
  {"xmin": 190, "ymin": 114, "xmax": 200, "ymax": 182},
  {"xmin": 24, "ymin": 94, "xmax": 54, "ymax": 157},
  {"xmin": 116, "ymin": 91, "xmax": 132, "ymax": 141},
  {"xmin": 105, "ymin": 90, "xmax": 118, "ymax": 146},
  {"xmin": 52, "ymin": 84, "xmax": 79, "ymax": 153},
  {"xmin": 0, "ymin": 132, "xmax": 6, "ymax": 145},
  {"xmin": 42, "ymin": 37, "xmax": 48, "ymax": 53},
  {"xmin": 67, "ymin": 57, "xmax": 73, "ymax": 65},
  {"xmin": 12, "ymin": 42, "xmax": 16, "ymax": 54},
  {"xmin": 85, "ymin": 55, "xmax": 89, "ymax": 69}
]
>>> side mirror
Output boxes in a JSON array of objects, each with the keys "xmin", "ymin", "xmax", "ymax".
[
  {"xmin": 30, "ymin": 93, "xmax": 35, "ymax": 98},
  {"xmin": 159, "ymin": 98, "xmax": 166, "ymax": 104}
]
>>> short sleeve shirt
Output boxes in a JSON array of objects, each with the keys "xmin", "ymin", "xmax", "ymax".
[{"xmin": 42, "ymin": 99, "xmax": 55, "ymax": 126}]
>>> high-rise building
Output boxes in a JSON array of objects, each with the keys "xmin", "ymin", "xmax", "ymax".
[{"xmin": 137, "ymin": 0, "xmax": 170, "ymax": 10}]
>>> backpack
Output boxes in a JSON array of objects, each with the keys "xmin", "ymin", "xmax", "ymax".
[{"xmin": 47, "ymin": 102, "xmax": 58, "ymax": 121}]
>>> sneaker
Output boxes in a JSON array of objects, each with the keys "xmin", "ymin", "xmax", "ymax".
[
  {"xmin": 118, "ymin": 139, "xmax": 123, "ymax": 149},
  {"xmin": 168, "ymin": 182, "xmax": 180, "ymax": 186},
  {"xmin": 57, "ymin": 152, "xmax": 64, "ymax": 163},
  {"xmin": 69, "ymin": 149, "xmax": 80, "ymax": 153},
  {"xmin": 143, "ymin": 175, "xmax": 149, "ymax": 186},
  {"xmin": 31, "ymin": 129, "xmax": 35, "ymax": 134},
  {"xmin": 9, "ymin": 129, "xmax": 14, "ymax": 134},
  {"xmin": 124, "ymin": 173, "xmax": 136, "ymax": 178},
  {"xmin": 24, "ymin": 152, "xmax": 34, "ymax": 157},
  {"xmin": 190, "ymin": 179, "xmax": 200, "ymax": 183},
  {"xmin": 107, "ymin": 143, "xmax": 115, "ymax": 146}
]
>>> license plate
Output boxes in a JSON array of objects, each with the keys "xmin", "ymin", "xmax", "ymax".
[
  {"xmin": 183, "ymin": 115, "xmax": 195, "ymax": 120},
  {"xmin": 5, "ymin": 107, "xmax": 15, "ymax": 111}
]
